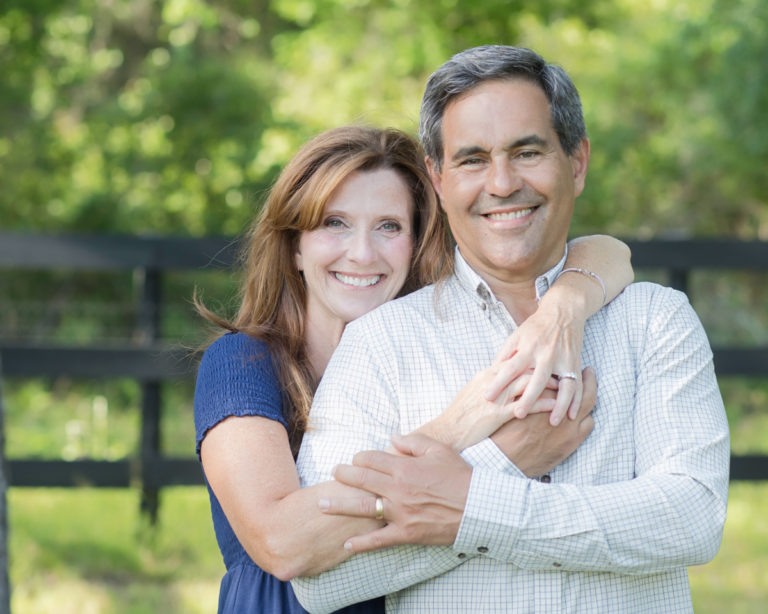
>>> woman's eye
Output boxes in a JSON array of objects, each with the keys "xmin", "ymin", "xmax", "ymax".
[
  {"xmin": 323, "ymin": 217, "xmax": 345, "ymax": 229},
  {"xmin": 379, "ymin": 221, "xmax": 402, "ymax": 233}
]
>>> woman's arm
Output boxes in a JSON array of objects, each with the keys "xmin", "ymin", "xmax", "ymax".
[
  {"xmin": 201, "ymin": 374, "xmax": 590, "ymax": 580},
  {"xmin": 203, "ymin": 236, "xmax": 632, "ymax": 580},
  {"xmin": 481, "ymin": 234, "xmax": 633, "ymax": 426},
  {"xmin": 201, "ymin": 415, "xmax": 383, "ymax": 581}
]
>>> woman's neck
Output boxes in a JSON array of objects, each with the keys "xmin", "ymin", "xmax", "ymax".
[{"xmin": 303, "ymin": 314, "xmax": 345, "ymax": 381}]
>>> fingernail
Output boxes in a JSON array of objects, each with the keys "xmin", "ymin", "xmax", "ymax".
[
  {"xmin": 318, "ymin": 498, "xmax": 329, "ymax": 511},
  {"xmin": 344, "ymin": 541, "xmax": 354, "ymax": 551}
]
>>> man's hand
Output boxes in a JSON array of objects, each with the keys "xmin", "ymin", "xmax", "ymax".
[
  {"xmin": 492, "ymin": 367, "xmax": 596, "ymax": 477},
  {"xmin": 319, "ymin": 433, "xmax": 472, "ymax": 553}
]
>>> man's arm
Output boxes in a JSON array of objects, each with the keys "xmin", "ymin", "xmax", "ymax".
[
  {"xmin": 333, "ymin": 287, "xmax": 729, "ymax": 574},
  {"xmin": 454, "ymin": 287, "xmax": 728, "ymax": 572},
  {"xmin": 293, "ymin": 322, "xmax": 479, "ymax": 613}
]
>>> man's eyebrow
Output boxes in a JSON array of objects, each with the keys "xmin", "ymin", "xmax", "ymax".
[
  {"xmin": 451, "ymin": 145, "xmax": 486, "ymax": 161},
  {"xmin": 506, "ymin": 135, "xmax": 549, "ymax": 150},
  {"xmin": 450, "ymin": 135, "xmax": 550, "ymax": 161}
]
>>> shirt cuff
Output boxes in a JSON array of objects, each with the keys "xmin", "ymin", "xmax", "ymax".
[
  {"xmin": 460, "ymin": 438, "xmax": 527, "ymax": 477},
  {"xmin": 453, "ymin": 464, "xmax": 529, "ymax": 561}
]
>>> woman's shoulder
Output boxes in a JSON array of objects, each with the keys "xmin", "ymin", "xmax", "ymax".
[
  {"xmin": 194, "ymin": 332, "xmax": 286, "ymax": 451},
  {"xmin": 200, "ymin": 331, "xmax": 275, "ymax": 373},
  {"xmin": 204, "ymin": 330, "xmax": 270, "ymax": 357}
]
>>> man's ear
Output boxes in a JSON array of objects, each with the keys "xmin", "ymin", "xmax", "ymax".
[
  {"xmin": 425, "ymin": 156, "xmax": 445, "ymax": 207},
  {"xmin": 571, "ymin": 138, "xmax": 590, "ymax": 198}
]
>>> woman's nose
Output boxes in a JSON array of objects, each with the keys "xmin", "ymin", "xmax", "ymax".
[{"xmin": 346, "ymin": 230, "xmax": 376, "ymax": 264}]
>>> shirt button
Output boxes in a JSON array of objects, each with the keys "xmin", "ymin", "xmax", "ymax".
[
  {"xmin": 457, "ymin": 552, "xmax": 467, "ymax": 559},
  {"xmin": 553, "ymin": 562, "xmax": 562, "ymax": 567},
  {"xmin": 481, "ymin": 303, "xmax": 487, "ymax": 311},
  {"xmin": 540, "ymin": 474, "xmax": 552, "ymax": 483},
  {"xmin": 477, "ymin": 546, "xmax": 488, "ymax": 553}
]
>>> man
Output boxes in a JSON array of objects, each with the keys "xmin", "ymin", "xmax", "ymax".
[{"xmin": 293, "ymin": 45, "xmax": 729, "ymax": 613}]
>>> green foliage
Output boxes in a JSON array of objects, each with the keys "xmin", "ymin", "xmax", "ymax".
[
  {"xmin": 1, "ymin": 0, "xmax": 765, "ymax": 237},
  {"xmin": 1, "ymin": 2, "xmax": 766, "ymax": 611}
]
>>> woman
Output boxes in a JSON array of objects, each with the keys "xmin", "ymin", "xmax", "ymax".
[{"xmin": 194, "ymin": 126, "xmax": 632, "ymax": 613}]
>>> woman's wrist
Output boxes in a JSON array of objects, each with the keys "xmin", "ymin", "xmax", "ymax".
[
  {"xmin": 415, "ymin": 416, "xmax": 464, "ymax": 451},
  {"xmin": 544, "ymin": 272, "xmax": 603, "ymax": 320}
]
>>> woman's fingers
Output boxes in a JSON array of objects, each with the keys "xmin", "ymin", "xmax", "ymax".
[{"xmin": 483, "ymin": 355, "xmax": 527, "ymax": 402}]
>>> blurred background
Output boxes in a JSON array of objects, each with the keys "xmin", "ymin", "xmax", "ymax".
[{"xmin": 0, "ymin": 0, "xmax": 766, "ymax": 612}]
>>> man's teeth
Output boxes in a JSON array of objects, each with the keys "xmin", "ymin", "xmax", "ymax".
[
  {"xmin": 334, "ymin": 273, "xmax": 381, "ymax": 287},
  {"xmin": 486, "ymin": 208, "xmax": 533, "ymax": 220}
]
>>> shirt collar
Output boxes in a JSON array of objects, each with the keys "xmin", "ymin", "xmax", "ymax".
[{"xmin": 453, "ymin": 245, "xmax": 569, "ymax": 305}]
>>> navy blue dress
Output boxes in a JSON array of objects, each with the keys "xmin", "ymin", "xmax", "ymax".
[{"xmin": 194, "ymin": 332, "xmax": 384, "ymax": 614}]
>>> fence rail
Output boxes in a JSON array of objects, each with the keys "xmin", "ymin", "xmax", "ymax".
[{"xmin": 0, "ymin": 232, "xmax": 767, "ymax": 503}]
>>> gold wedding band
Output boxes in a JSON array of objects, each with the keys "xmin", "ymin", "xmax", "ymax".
[{"xmin": 375, "ymin": 496, "xmax": 384, "ymax": 520}]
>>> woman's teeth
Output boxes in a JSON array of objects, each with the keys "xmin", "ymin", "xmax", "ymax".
[{"xmin": 334, "ymin": 273, "xmax": 381, "ymax": 287}]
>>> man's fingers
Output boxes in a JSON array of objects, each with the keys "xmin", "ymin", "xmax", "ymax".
[
  {"xmin": 343, "ymin": 525, "xmax": 403, "ymax": 553},
  {"xmin": 351, "ymin": 449, "xmax": 399, "ymax": 474},
  {"xmin": 389, "ymin": 432, "xmax": 440, "ymax": 458},
  {"xmin": 318, "ymin": 495, "xmax": 380, "ymax": 518},
  {"xmin": 333, "ymin": 463, "xmax": 390, "ymax": 494}
]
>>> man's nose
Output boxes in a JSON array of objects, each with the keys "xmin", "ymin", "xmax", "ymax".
[{"xmin": 485, "ymin": 158, "xmax": 521, "ymax": 198}]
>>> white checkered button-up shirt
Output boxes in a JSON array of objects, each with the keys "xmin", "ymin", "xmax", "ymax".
[{"xmin": 293, "ymin": 249, "xmax": 729, "ymax": 614}]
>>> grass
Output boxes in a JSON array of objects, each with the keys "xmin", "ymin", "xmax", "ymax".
[
  {"xmin": 8, "ymin": 487, "xmax": 221, "ymax": 614},
  {"xmin": 6, "ymin": 482, "xmax": 768, "ymax": 613}
]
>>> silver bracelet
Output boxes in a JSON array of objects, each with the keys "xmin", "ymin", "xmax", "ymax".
[{"xmin": 556, "ymin": 267, "xmax": 607, "ymax": 306}]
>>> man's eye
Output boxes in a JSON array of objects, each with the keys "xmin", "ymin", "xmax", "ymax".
[
  {"xmin": 519, "ymin": 150, "xmax": 540, "ymax": 159},
  {"xmin": 461, "ymin": 157, "xmax": 483, "ymax": 166}
]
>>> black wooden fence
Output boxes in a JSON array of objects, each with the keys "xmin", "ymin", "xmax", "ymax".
[{"xmin": 0, "ymin": 233, "xmax": 767, "ymax": 492}]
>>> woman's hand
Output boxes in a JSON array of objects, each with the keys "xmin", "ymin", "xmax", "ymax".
[
  {"xmin": 484, "ymin": 295, "xmax": 587, "ymax": 426},
  {"xmin": 416, "ymin": 365, "xmax": 559, "ymax": 452}
]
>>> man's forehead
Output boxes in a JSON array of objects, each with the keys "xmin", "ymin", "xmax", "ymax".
[{"xmin": 441, "ymin": 79, "xmax": 555, "ymax": 153}]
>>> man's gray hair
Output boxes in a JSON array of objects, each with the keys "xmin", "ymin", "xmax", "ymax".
[{"xmin": 419, "ymin": 45, "xmax": 586, "ymax": 169}]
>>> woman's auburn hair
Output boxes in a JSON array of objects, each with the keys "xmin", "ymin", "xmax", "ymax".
[{"xmin": 198, "ymin": 125, "xmax": 452, "ymax": 455}]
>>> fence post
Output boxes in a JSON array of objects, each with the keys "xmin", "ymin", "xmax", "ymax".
[
  {"xmin": 0, "ymin": 354, "xmax": 12, "ymax": 614},
  {"xmin": 668, "ymin": 268, "xmax": 690, "ymax": 296},
  {"xmin": 137, "ymin": 266, "xmax": 162, "ymax": 524}
]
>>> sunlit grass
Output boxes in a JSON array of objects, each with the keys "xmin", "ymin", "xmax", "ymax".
[
  {"xmin": 690, "ymin": 482, "xmax": 768, "ymax": 613},
  {"xmin": 7, "ymin": 482, "xmax": 768, "ymax": 613},
  {"xmin": 8, "ymin": 487, "xmax": 221, "ymax": 614}
]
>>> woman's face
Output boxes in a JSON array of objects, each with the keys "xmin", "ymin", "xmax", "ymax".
[{"xmin": 296, "ymin": 168, "xmax": 414, "ymax": 330}]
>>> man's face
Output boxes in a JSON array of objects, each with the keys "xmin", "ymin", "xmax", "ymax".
[{"xmin": 427, "ymin": 78, "xmax": 589, "ymax": 286}]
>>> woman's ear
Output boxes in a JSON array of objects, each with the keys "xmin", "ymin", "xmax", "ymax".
[{"xmin": 295, "ymin": 246, "xmax": 303, "ymax": 272}]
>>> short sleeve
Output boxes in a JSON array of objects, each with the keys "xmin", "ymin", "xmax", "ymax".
[{"xmin": 193, "ymin": 332, "xmax": 286, "ymax": 456}]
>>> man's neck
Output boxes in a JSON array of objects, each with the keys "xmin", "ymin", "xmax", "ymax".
[{"xmin": 484, "ymin": 276, "xmax": 539, "ymax": 324}]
